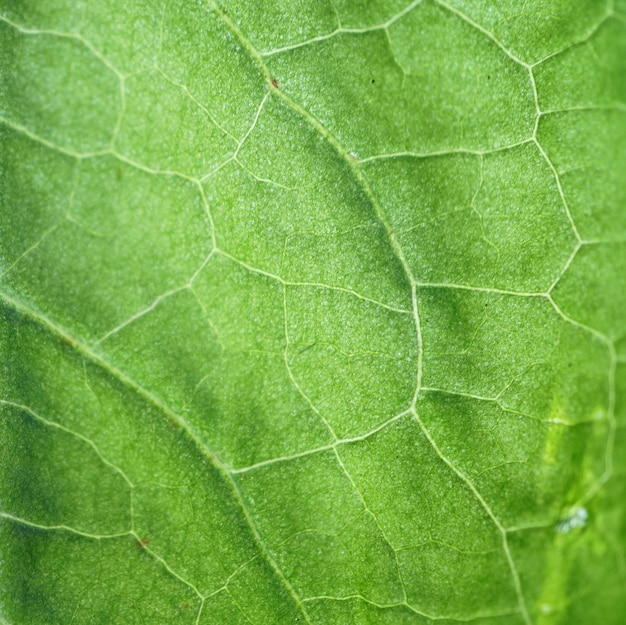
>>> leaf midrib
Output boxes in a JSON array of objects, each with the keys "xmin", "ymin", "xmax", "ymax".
[
  {"xmin": 0, "ymin": 289, "xmax": 311, "ymax": 622},
  {"xmin": 200, "ymin": 2, "xmax": 539, "ymax": 622}
]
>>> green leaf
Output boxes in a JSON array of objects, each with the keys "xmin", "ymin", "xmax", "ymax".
[{"xmin": 1, "ymin": 1, "xmax": 625, "ymax": 623}]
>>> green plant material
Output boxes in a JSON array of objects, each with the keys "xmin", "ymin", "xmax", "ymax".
[{"xmin": 1, "ymin": 1, "xmax": 625, "ymax": 623}]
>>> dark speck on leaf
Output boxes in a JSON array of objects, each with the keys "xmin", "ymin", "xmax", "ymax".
[
  {"xmin": 271, "ymin": 78, "xmax": 279, "ymax": 89},
  {"xmin": 371, "ymin": 79, "xmax": 376, "ymax": 83}
]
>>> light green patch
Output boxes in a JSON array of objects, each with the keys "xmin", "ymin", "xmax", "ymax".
[
  {"xmin": 3, "ymin": 156, "xmax": 211, "ymax": 341},
  {"xmin": 537, "ymin": 110, "xmax": 626, "ymax": 242},
  {"xmin": 332, "ymin": 0, "xmax": 415, "ymax": 29},
  {"xmin": 287, "ymin": 286, "xmax": 417, "ymax": 436},
  {"xmin": 552, "ymin": 244, "xmax": 626, "ymax": 340},
  {"xmin": 0, "ymin": 20, "xmax": 120, "ymax": 152},
  {"xmin": 115, "ymin": 69, "xmax": 237, "ymax": 177},
  {"xmin": 388, "ymin": 0, "xmax": 536, "ymax": 151},
  {"xmin": 224, "ymin": 0, "xmax": 337, "ymax": 51},
  {"xmin": 443, "ymin": 0, "xmax": 610, "ymax": 65},
  {"xmin": 534, "ymin": 17, "xmax": 626, "ymax": 111},
  {"xmin": 364, "ymin": 143, "xmax": 577, "ymax": 291}
]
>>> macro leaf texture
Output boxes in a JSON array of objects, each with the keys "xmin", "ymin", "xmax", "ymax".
[{"xmin": 1, "ymin": 0, "xmax": 626, "ymax": 623}]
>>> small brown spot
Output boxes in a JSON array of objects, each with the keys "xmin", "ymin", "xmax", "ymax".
[
  {"xmin": 270, "ymin": 78, "xmax": 279, "ymax": 89},
  {"xmin": 61, "ymin": 335, "xmax": 76, "ymax": 349},
  {"xmin": 179, "ymin": 601, "xmax": 189, "ymax": 611},
  {"xmin": 137, "ymin": 537, "xmax": 149, "ymax": 548}
]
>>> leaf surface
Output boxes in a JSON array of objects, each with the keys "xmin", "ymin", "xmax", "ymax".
[{"xmin": 1, "ymin": 1, "xmax": 626, "ymax": 624}]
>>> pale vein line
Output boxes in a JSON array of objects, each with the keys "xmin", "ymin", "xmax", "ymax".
[
  {"xmin": 195, "ymin": 598, "xmax": 205, "ymax": 625},
  {"xmin": 420, "ymin": 386, "xmax": 587, "ymax": 426},
  {"xmin": 188, "ymin": 287, "xmax": 226, "ymax": 353},
  {"xmin": 202, "ymin": 554, "xmax": 261, "ymax": 600},
  {"xmin": 582, "ymin": 238, "xmax": 626, "ymax": 245},
  {"xmin": 505, "ymin": 2, "xmax": 617, "ymax": 515},
  {"xmin": 282, "ymin": 282, "xmax": 337, "ymax": 443},
  {"xmin": 287, "ymin": 279, "xmax": 411, "ymax": 607},
  {"xmin": 0, "ymin": 16, "xmax": 127, "ymax": 157},
  {"xmin": 547, "ymin": 242, "xmax": 582, "ymax": 294},
  {"xmin": 541, "ymin": 104, "xmax": 626, "ymax": 116},
  {"xmin": 0, "ymin": 222, "xmax": 63, "ymax": 280},
  {"xmin": 199, "ymin": 2, "xmax": 423, "ymax": 404},
  {"xmin": 157, "ymin": 0, "xmax": 168, "ymax": 59},
  {"xmin": 414, "ymin": 11, "xmax": 614, "ymax": 616},
  {"xmin": 576, "ymin": 344, "xmax": 618, "ymax": 504},
  {"xmin": 231, "ymin": 409, "xmax": 412, "ymax": 474},
  {"xmin": 0, "ymin": 398, "xmax": 134, "ymax": 489},
  {"xmin": 357, "ymin": 138, "xmax": 535, "ymax": 163},
  {"xmin": 225, "ymin": 588, "xmax": 257, "ymax": 625},
  {"xmin": 547, "ymin": 295, "xmax": 612, "ymax": 344},
  {"xmin": 231, "ymin": 444, "xmax": 336, "ymax": 474},
  {"xmin": 406, "ymin": 6, "xmax": 559, "ymax": 621},
  {"xmin": 528, "ymin": 63, "xmax": 582, "ymax": 245},
  {"xmin": 88, "ymin": 246, "xmax": 217, "ymax": 347},
  {"xmin": 195, "ymin": 183, "xmax": 218, "ymax": 251},
  {"xmin": 301, "ymin": 593, "xmax": 520, "ymax": 622},
  {"xmin": 94, "ymin": 285, "xmax": 188, "ymax": 345},
  {"xmin": 396, "ymin": 539, "xmax": 501, "ymax": 557},
  {"xmin": 217, "ymin": 249, "xmax": 412, "ymax": 314},
  {"xmin": 302, "ymin": 593, "xmax": 435, "ymax": 619},
  {"xmin": 415, "ymin": 282, "xmax": 545, "ymax": 298},
  {"xmin": 545, "ymin": 300, "xmax": 618, "ymax": 508},
  {"xmin": 0, "ymin": 511, "xmax": 131, "ymax": 540},
  {"xmin": 68, "ymin": 578, "xmax": 100, "ymax": 625},
  {"xmin": 283, "ymin": 277, "xmax": 408, "ymax": 599},
  {"xmin": 92, "ymin": 246, "xmax": 216, "ymax": 347},
  {"xmin": 0, "ymin": 115, "xmax": 209, "ymax": 185},
  {"xmin": 230, "ymin": 160, "xmax": 312, "ymax": 190},
  {"xmin": 110, "ymin": 73, "xmax": 126, "ymax": 148},
  {"xmin": 233, "ymin": 91, "xmax": 270, "ymax": 159},
  {"xmin": 532, "ymin": 136, "xmax": 582, "ymax": 243},
  {"xmin": 0, "ymin": 116, "xmax": 109, "ymax": 159},
  {"xmin": 333, "ymin": 448, "xmax": 410, "ymax": 604},
  {"xmin": 110, "ymin": 149, "xmax": 199, "ymax": 182}
]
